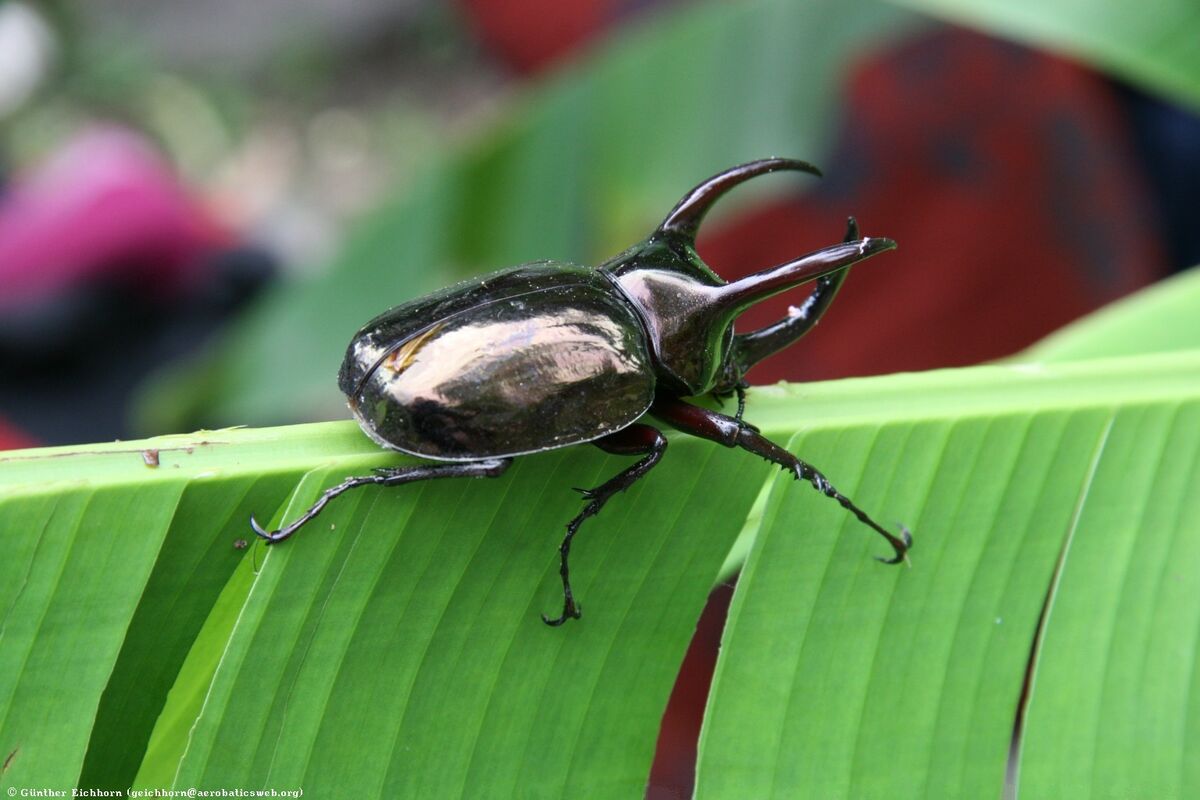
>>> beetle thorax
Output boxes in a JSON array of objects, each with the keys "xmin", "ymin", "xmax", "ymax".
[{"xmin": 600, "ymin": 237, "xmax": 738, "ymax": 396}]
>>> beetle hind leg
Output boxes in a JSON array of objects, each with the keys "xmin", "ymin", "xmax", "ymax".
[
  {"xmin": 543, "ymin": 424, "xmax": 668, "ymax": 626},
  {"xmin": 250, "ymin": 458, "xmax": 512, "ymax": 544}
]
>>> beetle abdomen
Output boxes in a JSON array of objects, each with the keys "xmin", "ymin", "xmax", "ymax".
[{"xmin": 342, "ymin": 266, "xmax": 655, "ymax": 460}]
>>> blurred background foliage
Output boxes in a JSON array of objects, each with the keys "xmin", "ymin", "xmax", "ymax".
[
  {"xmin": 1, "ymin": 0, "xmax": 1196, "ymax": 449},
  {"xmin": 0, "ymin": 0, "xmax": 1197, "ymax": 795}
]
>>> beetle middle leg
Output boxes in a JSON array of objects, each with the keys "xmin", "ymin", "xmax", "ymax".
[
  {"xmin": 543, "ymin": 423, "xmax": 668, "ymax": 626},
  {"xmin": 250, "ymin": 458, "xmax": 512, "ymax": 544},
  {"xmin": 651, "ymin": 397, "xmax": 911, "ymax": 563}
]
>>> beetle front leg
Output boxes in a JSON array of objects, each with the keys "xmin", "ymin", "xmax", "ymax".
[
  {"xmin": 651, "ymin": 397, "xmax": 911, "ymax": 563},
  {"xmin": 543, "ymin": 424, "xmax": 668, "ymax": 626},
  {"xmin": 250, "ymin": 458, "xmax": 512, "ymax": 543},
  {"xmin": 733, "ymin": 382, "xmax": 751, "ymax": 427}
]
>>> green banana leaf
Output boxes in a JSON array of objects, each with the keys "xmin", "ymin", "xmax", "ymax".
[
  {"xmin": 697, "ymin": 353, "xmax": 1200, "ymax": 798},
  {"xmin": 888, "ymin": 0, "xmax": 1200, "ymax": 111},
  {"xmin": 5, "ymin": 264, "xmax": 1200, "ymax": 796}
]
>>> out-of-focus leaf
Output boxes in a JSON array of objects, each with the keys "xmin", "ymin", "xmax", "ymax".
[
  {"xmin": 888, "ymin": 0, "xmax": 1200, "ymax": 111},
  {"xmin": 1021, "ymin": 264, "xmax": 1200, "ymax": 362},
  {"xmin": 140, "ymin": 0, "xmax": 922, "ymax": 431}
]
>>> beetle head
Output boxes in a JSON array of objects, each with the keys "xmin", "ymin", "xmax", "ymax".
[{"xmin": 602, "ymin": 158, "xmax": 895, "ymax": 396}]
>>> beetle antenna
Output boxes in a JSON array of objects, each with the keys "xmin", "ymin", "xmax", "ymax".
[{"xmin": 657, "ymin": 158, "xmax": 821, "ymax": 241}]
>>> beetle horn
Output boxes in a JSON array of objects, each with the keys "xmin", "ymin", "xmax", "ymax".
[
  {"xmin": 657, "ymin": 158, "xmax": 822, "ymax": 240},
  {"xmin": 713, "ymin": 237, "xmax": 896, "ymax": 314}
]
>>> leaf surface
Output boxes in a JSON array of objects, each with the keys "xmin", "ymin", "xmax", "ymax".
[{"xmin": 697, "ymin": 350, "xmax": 1200, "ymax": 798}]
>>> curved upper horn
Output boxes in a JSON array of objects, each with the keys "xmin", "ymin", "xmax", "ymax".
[{"xmin": 656, "ymin": 157, "xmax": 822, "ymax": 240}]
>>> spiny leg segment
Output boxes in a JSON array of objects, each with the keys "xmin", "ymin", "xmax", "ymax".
[
  {"xmin": 651, "ymin": 397, "xmax": 911, "ymax": 563},
  {"xmin": 734, "ymin": 381, "xmax": 749, "ymax": 427},
  {"xmin": 543, "ymin": 423, "xmax": 668, "ymax": 626},
  {"xmin": 250, "ymin": 458, "xmax": 512, "ymax": 544}
]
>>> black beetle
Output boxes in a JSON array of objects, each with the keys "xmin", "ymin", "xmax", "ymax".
[{"xmin": 252, "ymin": 158, "xmax": 911, "ymax": 625}]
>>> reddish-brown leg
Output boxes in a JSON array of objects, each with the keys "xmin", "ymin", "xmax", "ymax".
[
  {"xmin": 544, "ymin": 423, "xmax": 668, "ymax": 626},
  {"xmin": 651, "ymin": 397, "xmax": 911, "ymax": 562}
]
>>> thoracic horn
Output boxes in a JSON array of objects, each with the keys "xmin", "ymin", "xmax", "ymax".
[
  {"xmin": 712, "ymin": 237, "xmax": 896, "ymax": 316},
  {"xmin": 657, "ymin": 158, "xmax": 822, "ymax": 241}
]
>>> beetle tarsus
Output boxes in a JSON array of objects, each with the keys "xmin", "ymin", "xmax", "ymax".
[
  {"xmin": 777, "ymin": 445, "xmax": 912, "ymax": 564},
  {"xmin": 733, "ymin": 382, "xmax": 749, "ymax": 426},
  {"xmin": 249, "ymin": 459, "xmax": 512, "ymax": 546}
]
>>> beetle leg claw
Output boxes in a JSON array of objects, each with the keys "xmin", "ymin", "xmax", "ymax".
[
  {"xmin": 541, "ymin": 599, "xmax": 582, "ymax": 627},
  {"xmin": 249, "ymin": 514, "xmax": 279, "ymax": 543},
  {"xmin": 874, "ymin": 525, "xmax": 913, "ymax": 566},
  {"xmin": 250, "ymin": 514, "xmax": 298, "ymax": 544}
]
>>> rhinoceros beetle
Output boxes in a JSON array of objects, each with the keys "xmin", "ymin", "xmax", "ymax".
[{"xmin": 251, "ymin": 158, "xmax": 911, "ymax": 625}]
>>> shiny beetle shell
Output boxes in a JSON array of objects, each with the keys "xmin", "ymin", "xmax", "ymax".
[{"xmin": 339, "ymin": 262, "xmax": 655, "ymax": 461}]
